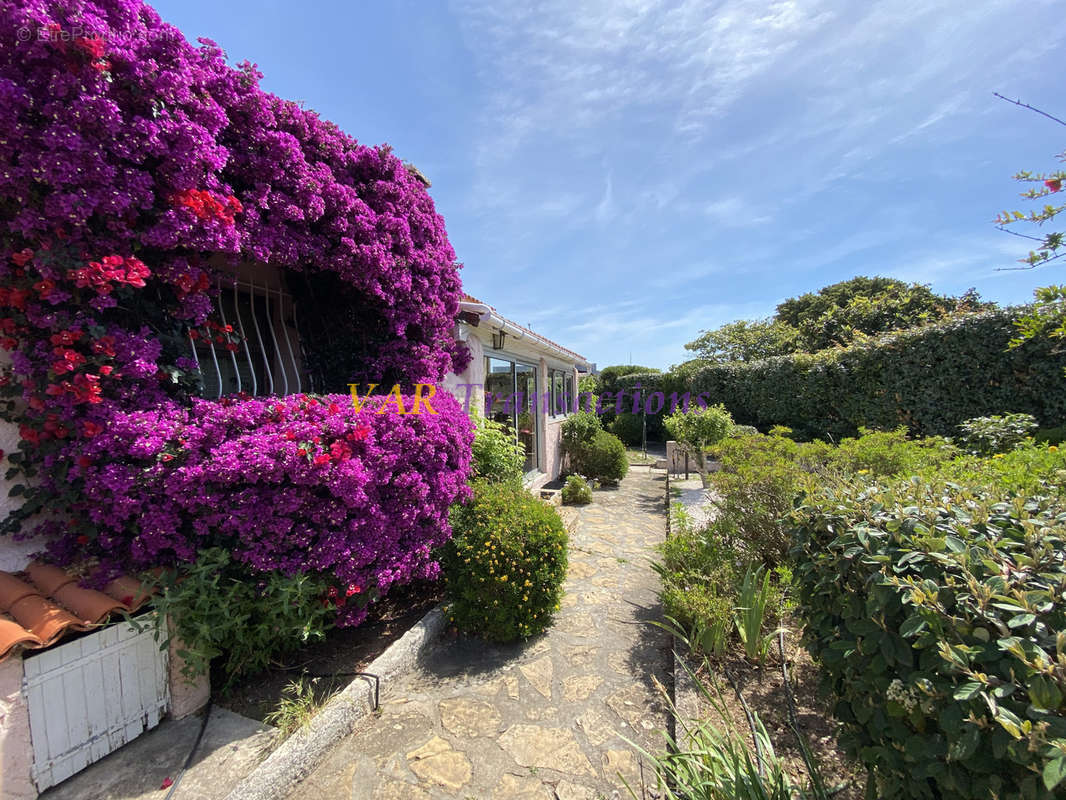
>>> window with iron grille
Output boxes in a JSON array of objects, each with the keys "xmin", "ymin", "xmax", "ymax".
[{"xmin": 190, "ymin": 277, "xmax": 306, "ymax": 399}]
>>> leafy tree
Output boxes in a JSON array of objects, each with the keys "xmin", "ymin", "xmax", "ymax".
[
  {"xmin": 777, "ymin": 277, "xmax": 990, "ymax": 351},
  {"xmin": 683, "ymin": 318, "xmax": 798, "ymax": 363},
  {"xmin": 775, "ymin": 276, "xmax": 911, "ymax": 329},
  {"xmin": 578, "ymin": 373, "xmax": 599, "ymax": 396},
  {"xmin": 597, "ymin": 364, "xmax": 660, "ymax": 391},
  {"xmin": 663, "ymin": 404, "xmax": 733, "ymax": 487},
  {"xmin": 683, "ymin": 278, "xmax": 990, "ymax": 366}
]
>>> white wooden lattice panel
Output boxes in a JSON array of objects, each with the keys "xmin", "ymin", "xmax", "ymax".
[{"xmin": 23, "ymin": 619, "xmax": 169, "ymax": 790}]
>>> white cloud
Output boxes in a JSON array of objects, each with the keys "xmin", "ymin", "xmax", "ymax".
[{"xmin": 444, "ymin": 0, "xmax": 1066, "ymax": 366}]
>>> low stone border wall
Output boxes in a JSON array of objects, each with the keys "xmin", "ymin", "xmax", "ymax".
[{"xmin": 223, "ymin": 604, "xmax": 447, "ymax": 800}]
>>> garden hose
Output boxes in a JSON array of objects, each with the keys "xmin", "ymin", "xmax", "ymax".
[
  {"xmin": 721, "ymin": 662, "xmax": 769, "ymax": 779},
  {"xmin": 164, "ymin": 699, "xmax": 212, "ymax": 800},
  {"xmin": 777, "ymin": 632, "xmax": 802, "ymax": 738},
  {"xmin": 777, "ymin": 630, "xmax": 841, "ymax": 798}
]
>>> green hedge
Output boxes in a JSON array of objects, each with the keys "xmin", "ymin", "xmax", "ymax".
[
  {"xmin": 612, "ymin": 371, "xmax": 686, "ymax": 441},
  {"xmin": 792, "ymin": 475, "xmax": 1066, "ymax": 799},
  {"xmin": 679, "ymin": 311, "xmax": 1066, "ymax": 439}
]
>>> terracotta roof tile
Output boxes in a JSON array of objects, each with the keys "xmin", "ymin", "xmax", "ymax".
[
  {"xmin": 10, "ymin": 595, "xmax": 87, "ymax": 646},
  {"xmin": 0, "ymin": 563, "xmax": 155, "ymax": 663},
  {"xmin": 104, "ymin": 575, "xmax": 153, "ymax": 608},
  {"xmin": 0, "ymin": 616, "xmax": 40, "ymax": 661}
]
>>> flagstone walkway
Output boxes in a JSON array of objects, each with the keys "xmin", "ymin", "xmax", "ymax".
[{"xmin": 290, "ymin": 466, "xmax": 671, "ymax": 800}]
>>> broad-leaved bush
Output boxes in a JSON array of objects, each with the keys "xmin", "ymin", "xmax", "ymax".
[{"xmin": 792, "ymin": 471, "xmax": 1066, "ymax": 799}]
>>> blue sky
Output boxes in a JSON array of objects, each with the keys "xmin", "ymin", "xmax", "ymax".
[{"xmin": 153, "ymin": 0, "xmax": 1066, "ymax": 369}]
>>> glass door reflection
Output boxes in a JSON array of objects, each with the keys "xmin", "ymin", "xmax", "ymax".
[
  {"xmin": 485, "ymin": 357, "xmax": 515, "ymax": 431},
  {"xmin": 515, "ymin": 363, "xmax": 537, "ymax": 472},
  {"xmin": 484, "ymin": 356, "xmax": 538, "ymax": 475}
]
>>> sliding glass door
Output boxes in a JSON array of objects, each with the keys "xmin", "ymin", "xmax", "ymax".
[
  {"xmin": 485, "ymin": 356, "xmax": 538, "ymax": 473},
  {"xmin": 515, "ymin": 363, "xmax": 537, "ymax": 472}
]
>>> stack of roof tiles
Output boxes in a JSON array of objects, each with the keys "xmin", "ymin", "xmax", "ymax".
[{"xmin": 0, "ymin": 563, "xmax": 153, "ymax": 662}]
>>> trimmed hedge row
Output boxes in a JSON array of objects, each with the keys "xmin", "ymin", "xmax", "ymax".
[{"xmin": 619, "ymin": 311, "xmax": 1066, "ymax": 440}]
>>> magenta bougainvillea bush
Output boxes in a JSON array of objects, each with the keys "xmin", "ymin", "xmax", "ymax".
[{"xmin": 0, "ymin": 0, "xmax": 473, "ymax": 625}]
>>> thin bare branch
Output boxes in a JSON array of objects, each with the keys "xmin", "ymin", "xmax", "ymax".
[
  {"xmin": 996, "ymin": 225, "xmax": 1050, "ymax": 243},
  {"xmin": 994, "ymin": 250, "xmax": 1066, "ymax": 271},
  {"xmin": 993, "ymin": 93, "xmax": 1066, "ymax": 127}
]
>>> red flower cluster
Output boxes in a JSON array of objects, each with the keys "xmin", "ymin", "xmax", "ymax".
[
  {"xmin": 69, "ymin": 255, "xmax": 151, "ymax": 295},
  {"xmin": 74, "ymin": 35, "xmax": 106, "ymax": 60},
  {"xmin": 0, "ymin": 286, "xmax": 31, "ymax": 311},
  {"xmin": 1046, "ymin": 178, "xmax": 1062, "ymax": 193},
  {"xmin": 188, "ymin": 319, "xmax": 241, "ymax": 352},
  {"xmin": 173, "ymin": 270, "xmax": 212, "ymax": 296},
  {"xmin": 296, "ymin": 422, "xmax": 371, "ymax": 466},
  {"xmin": 172, "ymin": 189, "xmax": 243, "ymax": 225},
  {"xmin": 42, "ymin": 372, "xmax": 103, "ymax": 408},
  {"xmin": 46, "ymin": 24, "xmax": 110, "ymax": 74},
  {"xmin": 51, "ymin": 348, "xmax": 86, "ymax": 374},
  {"xmin": 324, "ymin": 583, "xmax": 363, "ymax": 608}
]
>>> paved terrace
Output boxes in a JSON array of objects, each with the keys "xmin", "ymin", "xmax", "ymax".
[{"xmin": 291, "ymin": 466, "xmax": 671, "ymax": 800}]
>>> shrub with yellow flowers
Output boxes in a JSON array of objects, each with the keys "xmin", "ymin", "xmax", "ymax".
[{"xmin": 442, "ymin": 480, "xmax": 569, "ymax": 641}]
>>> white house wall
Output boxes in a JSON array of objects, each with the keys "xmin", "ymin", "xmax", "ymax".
[{"xmin": 447, "ymin": 323, "xmax": 580, "ymax": 483}]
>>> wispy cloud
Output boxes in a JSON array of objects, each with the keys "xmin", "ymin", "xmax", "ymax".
[
  {"xmin": 443, "ymin": 0, "xmax": 1066, "ymax": 366},
  {"xmin": 595, "ymin": 170, "xmax": 615, "ymax": 223}
]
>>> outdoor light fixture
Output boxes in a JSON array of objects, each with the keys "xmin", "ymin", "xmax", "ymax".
[{"xmin": 492, "ymin": 329, "xmax": 507, "ymax": 350}]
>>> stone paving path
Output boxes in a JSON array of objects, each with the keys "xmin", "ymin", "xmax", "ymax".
[{"xmin": 290, "ymin": 466, "xmax": 670, "ymax": 800}]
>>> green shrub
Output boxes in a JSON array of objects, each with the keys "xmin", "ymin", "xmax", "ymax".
[
  {"xmin": 657, "ymin": 510, "xmax": 737, "ymax": 632},
  {"xmin": 574, "ymin": 429, "xmax": 629, "ymax": 484},
  {"xmin": 1035, "ymin": 424, "xmax": 1066, "ymax": 445},
  {"xmin": 729, "ymin": 424, "xmax": 759, "ymax": 437},
  {"xmin": 562, "ymin": 410, "xmax": 628, "ymax": 482},
  {"xmin": 443, "ymin": 481, "xmax": 568, "ymax": 641},
  {"xmin": 664, "ymin": 403, "xmax": 733, "ymax": 484},
  {"xmin": 709, "ymin": 435, "xmax": 812, "ymax": 565},
  {"xmin": 471, "ymin": 417, "xmax": 525, "ymax": 483},
  {"xmin": 768, "ymin": 424, "xmax": 794, "ymax": 438},
  {"xmin": 660, "ymin": 584, "xmax": 733, "ymax": 657},
  {"xmin": 148, "ymin": 548, "xmax": 334, "ymax": 685},
  {"xmin": 657, "ymin": 506, "xmax": 791, "ymax": 660},
  {"xmin": 610, "ymin": 412, "xmax": 644, "ymax": 446},
  {"xmin": 561, "ymin": 474, "xmax": 592, "ymax": 505},
  {"xmin": 913, "ymin": 440, "xmax": 1066, "ymax": 497},
  {"xmin": 956, "ymin": 412, "xmax": 1038, "ymax": 456},
  {"xmin": 561, "ymin": 410, "xmax": 602, "ymax": 459},
  {"xmin": 684, "ymin": 310, "xmax": 1066, "ymax": 439},
  {"xmin": 830, "ymin": 427, "xmax": 958, "ymax": 477},
  {"xmin": 792, "ymin": 477, "xmax": 1066, "ymax": 799}
]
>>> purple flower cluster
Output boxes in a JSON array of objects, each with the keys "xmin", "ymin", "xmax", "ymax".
[
  {"xmin": 59, "ymin": 393, "xmax": 472, "ymax": 626},
  {"xmin": 0, "ymin": 0, "xmax": 475, "ymax": 624},
  {"xmin": 0, "ymin": 0, "xmax": 465, "ymax": 382}
]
